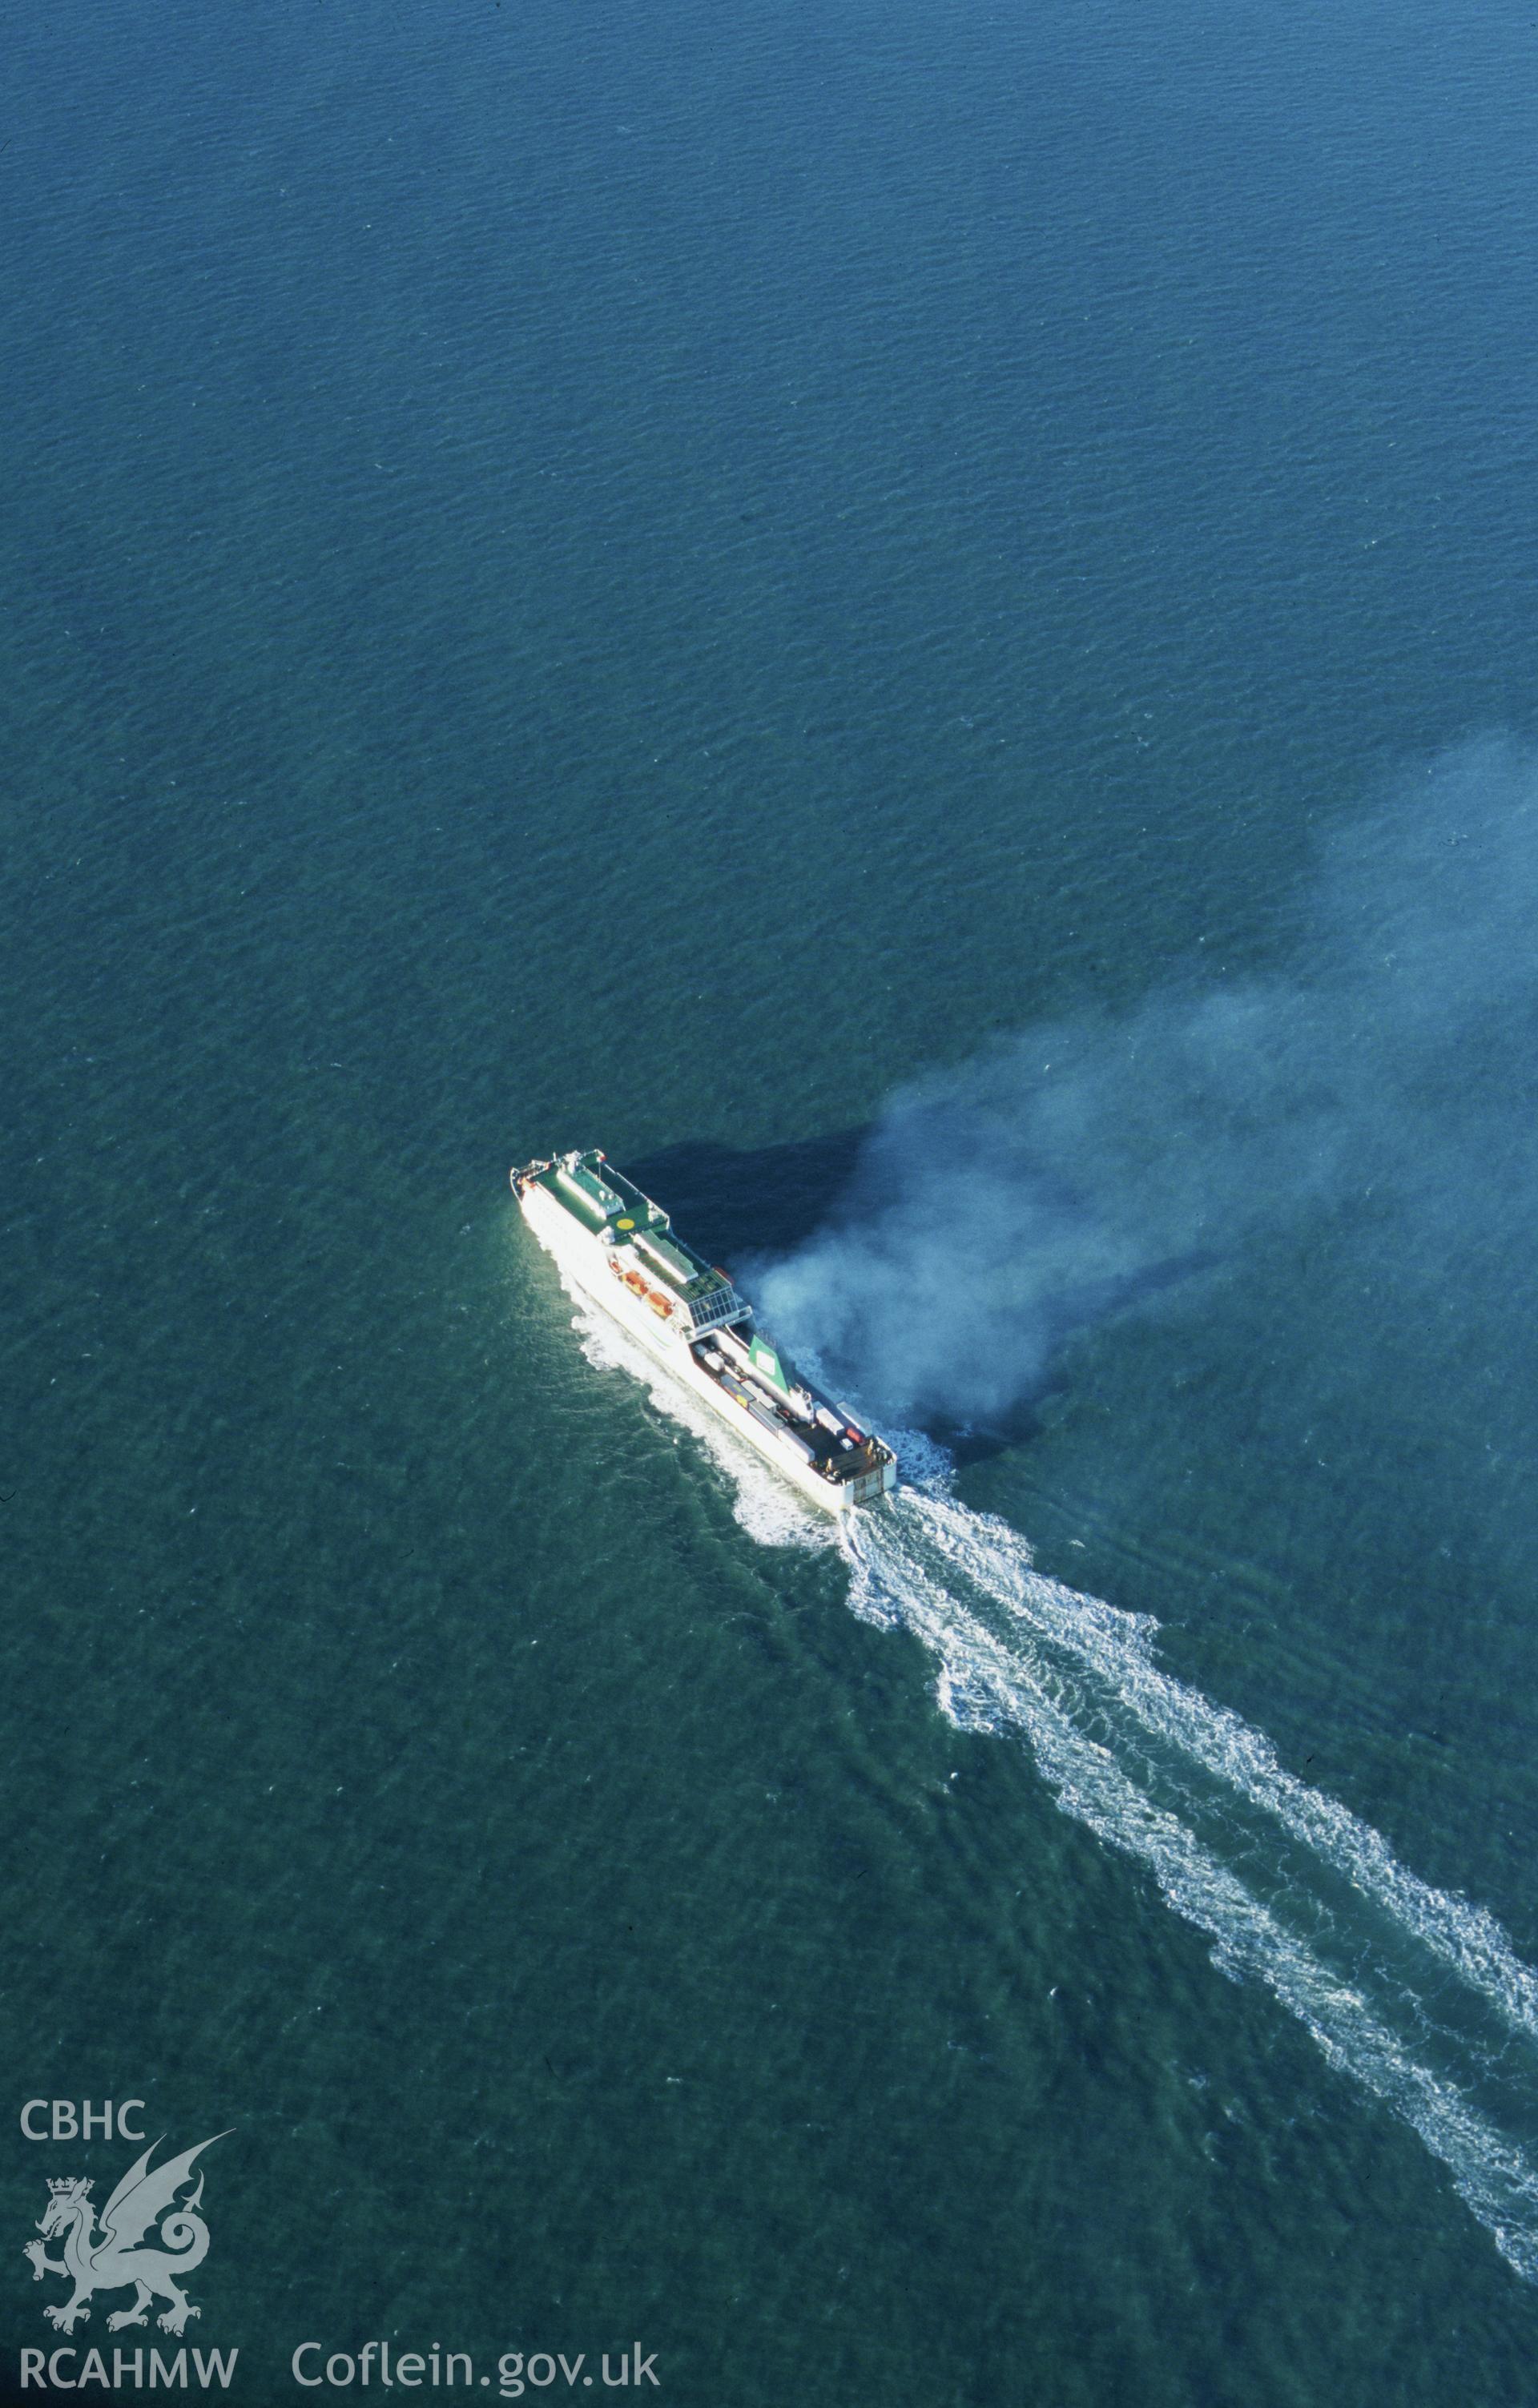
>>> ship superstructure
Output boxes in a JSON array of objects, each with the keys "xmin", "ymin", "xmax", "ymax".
[{"xmin": 512, "ymin": 1150, "xmax": 897, "ymax": 1513}]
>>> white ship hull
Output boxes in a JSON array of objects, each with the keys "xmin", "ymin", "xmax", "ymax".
[{"xmin": 517, "ymin": 1174, "xmax": 891, "ymax": 1516}]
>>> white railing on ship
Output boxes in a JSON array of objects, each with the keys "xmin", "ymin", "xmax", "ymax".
[{"xmin": 690, "ymin": 1290, "xmax": 745, "ymax": 1332}]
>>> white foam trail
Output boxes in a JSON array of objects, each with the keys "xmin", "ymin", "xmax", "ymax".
[
  {"xmin": 843, "ymin": 1497, "xmax": 1538, "ymax": 2284},
  {"xmin": 904, "ymin": 1491, "xmax": 1538, "ymax": 2046},
  {"xmin": 542, "ymin": 1267, "xmax": 1538, "ymax": 2278}
]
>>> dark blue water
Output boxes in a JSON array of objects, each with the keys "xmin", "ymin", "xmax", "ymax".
[{"xmin": 6, "ymin": 0, "xmax": 1538, "ymax": 2399}]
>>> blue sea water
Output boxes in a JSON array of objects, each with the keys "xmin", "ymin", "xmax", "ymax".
[{"xmin": 5, "ymin": 0, "xmax": 1538, "ymax": 2399}]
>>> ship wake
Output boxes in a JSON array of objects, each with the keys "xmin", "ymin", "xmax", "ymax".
[
  {"xmin": 556, "ymin": 1219, "xmax": 1538, "ymax": 2281},
  {"xmin": 839, "ymin": 1484, "xmax": 1538, "ymax": 2283}
]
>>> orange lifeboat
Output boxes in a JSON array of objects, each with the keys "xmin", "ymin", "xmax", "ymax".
[{"xmin": 617, "ymin": 1262, "xmax": 674, "ymax": 1319}]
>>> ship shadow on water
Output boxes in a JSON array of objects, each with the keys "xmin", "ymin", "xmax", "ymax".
[
  {"xmin": 626, "ymin": 1129, "xmax": 871, "ymax": 1264},
  {"xmin": 626, "ymin": 1134, "xmax": 1211, "ymax": 1472}
]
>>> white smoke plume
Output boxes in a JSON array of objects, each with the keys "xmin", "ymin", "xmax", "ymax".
[{"xmin": 755, "ymin": 735, "xmax": 1538, "ymax": 1425}]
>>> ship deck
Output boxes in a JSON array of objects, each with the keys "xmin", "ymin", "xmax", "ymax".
[
  {"xmin": 688, "ymin": 1332, "xmax": 891, "ymax": 1488},
  {"xmin": 525, "ymin": 1155, "xmax": 741, "ymax": 1322},
  {"xmin": 515, "ymin": 1149, "xmax": 896, "ymax": 1503}
]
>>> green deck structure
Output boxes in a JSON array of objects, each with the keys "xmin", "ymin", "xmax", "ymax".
[{"xmin": 535, "ymin": 1152, "xmax": 738, "ymax": 1313}]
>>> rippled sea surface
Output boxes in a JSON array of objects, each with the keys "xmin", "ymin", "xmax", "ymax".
[{"xmin": 6, "ymin": 1, "xmax": 1538, "ymax": 2400}]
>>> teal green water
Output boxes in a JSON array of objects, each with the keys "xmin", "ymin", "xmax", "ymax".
[{"xmin": 6, "ymin": 0, "xmax": 1538, "ymax": 2399}]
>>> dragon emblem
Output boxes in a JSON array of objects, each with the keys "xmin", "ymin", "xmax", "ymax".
[{"xmin": 23, "ymin": 2132, "xmax": 229, "ymax": 2337}]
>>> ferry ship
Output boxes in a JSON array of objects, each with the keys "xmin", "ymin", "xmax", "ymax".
[{"xmin": 512, "ymin": 1150, "xmax": 898, "ymax": 1513}]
